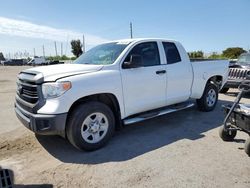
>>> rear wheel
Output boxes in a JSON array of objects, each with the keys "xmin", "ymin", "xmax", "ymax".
[
  {"xmin": 220, "ymin": 87, "xmax": 229, "ymax": 94},
  {"xmin": 197, "ymin": 83, "xmax": 218, "ymax": 112},
  {"xmin": 219, "ymin": 126, "xmax": 237, "ymax": 141},
  {"xmin": 66, "ymin": 101, "xmax": 115, "ymax": 151},
  {"xmin": 244, "ymin": 137, "xmax": 250, "ymax": 156}
]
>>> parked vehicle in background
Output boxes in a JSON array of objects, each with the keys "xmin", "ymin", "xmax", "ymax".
[
  {"xmin": 229, "ymin": 59, "xmax": 238, "ymax": 66},
  {"xmin": 220, "ymin": 53, "xmax": 250, "ymax": 93},
  {"xmin": 48, "ymin": 60, "xmax": 64, "ymax": 65},
  {"xmin": 15, "ymin": 38, "xmax": 229, "ymax": 151},
  {"xmin": 1, "ymin": 59, "xmax": 25, "ymax": 66},
  {"xmin": 27, "ymin": 57, "xmax": 47, "ymax": 66}
]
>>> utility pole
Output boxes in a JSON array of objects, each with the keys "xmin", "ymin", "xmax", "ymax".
[
  {"xmin": 130, "ymin": 22, "xmax": 133, "ymax": 39},
  {"xmin": 61, "ymin": 42, "xmax": 63, "ymax": 56},
  {"xmin": 24, "ymin": 50, "xmax": 28, "ymax": 58},
  {"xmin": 42, "ymin": 45, "xmax": 45, "ymax": 57},
  {"xmin": 33, "ymin": 48, "xmax": 36, "ymax": 57},
  {"xmin": 82, "ymin": 34, "xmax": 85, "ymax": 53},
  {"xmin": 54, "ymin": 41, "xmax": 58, "ymax": 56},
  {"xmin": 65, "ymin": 34, "xmax": 69, "ymax": 55}
]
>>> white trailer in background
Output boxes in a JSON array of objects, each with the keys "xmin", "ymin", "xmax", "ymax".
[{"xmin": 27, "ymin": 57, "xmax": 46, "ymax": 65}]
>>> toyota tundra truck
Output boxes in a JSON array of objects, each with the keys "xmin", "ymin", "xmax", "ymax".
[{"xmin": 15, "ymin": 38, "xmax": 229, "ymax": 151}]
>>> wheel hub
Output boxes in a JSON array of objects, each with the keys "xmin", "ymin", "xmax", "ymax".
[
  {"xmin": 207, "ymin": 89, "xmax": 216, "ymax": 107},
  {"xmin": 81, "ymin": 112, "xmax": 109, "ymax": 144},
  {"xmin": 90, "ymin": 121, "xmax": 100, "ymax": 133}
]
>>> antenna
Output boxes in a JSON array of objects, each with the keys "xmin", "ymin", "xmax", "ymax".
[
  {"xmin": 61, "ymin": 42, "xmax": 63, "ymax": 56},
  {"xmin": 130, "ymin": 22, "xmax": 133, "ymax": 39},
  {"xmin": 82, "ymin": 34, "xmax": 85, "ymax": 53},
  {"xmin": 42, "ymin": 45, "xmax": 45, "ymax": 57},
  {"xmin": 65, "ymin": 34, "xmax": 69, "ymax": 55}
]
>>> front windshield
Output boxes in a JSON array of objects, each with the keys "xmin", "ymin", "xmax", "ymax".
[
  {"xmin": 73, "ymin": 42, "xmax": 129, "ymax": 65},
  {"xmin": 237, "ymin": 54, "xmax": 250, "ymax": 65}
]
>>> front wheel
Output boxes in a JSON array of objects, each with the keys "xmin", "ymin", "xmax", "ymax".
[
  {"xmin": 66, "ymin": 101, "xmax": 115, "ymax": 151},
  {"xmin": 196, "ymin": 83, "xmax": 218, "ymax": 112}
]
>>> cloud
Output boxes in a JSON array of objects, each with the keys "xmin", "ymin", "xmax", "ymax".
[{"xmin": 0, "ymin": 17, "xmax": 108, "ymax": 45}]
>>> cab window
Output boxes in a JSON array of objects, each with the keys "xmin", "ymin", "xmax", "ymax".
[
  {"xmin": 162, "ymin": 42, "xmax": 181, "ymax": 64},
  {"xmin": 124, "ymin": 42, "xmax": 160, "ymax": 67}
]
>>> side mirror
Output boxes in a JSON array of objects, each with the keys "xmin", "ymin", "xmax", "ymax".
[{"xmin": 123, "ymin": 55, "xmax": 143, "ymax": 69}]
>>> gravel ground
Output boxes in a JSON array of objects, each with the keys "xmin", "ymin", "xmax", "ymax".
[{"xmin": 0, "ymin": 66, "xmax": 250, "ymax": 188}]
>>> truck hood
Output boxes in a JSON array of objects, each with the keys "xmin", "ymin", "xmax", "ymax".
[{"xmin": 23, "ymin": 64, "xmax": 104, "ymax": 82}]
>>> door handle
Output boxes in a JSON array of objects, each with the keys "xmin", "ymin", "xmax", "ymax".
[{"xmin": 156, "ymin": 70, "xmax": 166, "ymax": 74}]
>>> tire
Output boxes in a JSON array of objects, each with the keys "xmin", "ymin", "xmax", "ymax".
[
  {"xmin": 66, "ymin": 101, "xmax": 115, "ymax": 151},
  {"xmin": 219, "ymin": 126, "xmax": 237, "ymax": 141},
  {"xmin": 220, "ymin": 87, "xmax": 229, "ymax": 94},
  {"xmin": 244, "ymin": 137, "xmax": 250, "ymax": 156},
  {"xmin": 0, "ymin": 169, "xmax": 13, "ymax": 187},
  {"xmin": 196, "ymin": 83, "xmax": 218, "ymax": 112}
]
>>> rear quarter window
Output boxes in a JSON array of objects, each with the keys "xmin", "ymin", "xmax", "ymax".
[{"xmin": 162, "ymin": 42, "xmax": 181, "ymax": 64}]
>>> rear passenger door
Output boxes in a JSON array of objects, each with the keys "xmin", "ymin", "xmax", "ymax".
[{"xmin": 162, "ymin": 42, "xmax": 193, "ymax": 105}]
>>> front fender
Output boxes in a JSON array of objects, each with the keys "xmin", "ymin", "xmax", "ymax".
[{"xmin": 37, "ymin": 70, "xmax": 125, "ymax": 118}]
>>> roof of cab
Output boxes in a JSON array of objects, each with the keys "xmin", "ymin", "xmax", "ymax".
[{"xmin": 108, "ymin": 38, "xmax": 179, "ymax": 44}]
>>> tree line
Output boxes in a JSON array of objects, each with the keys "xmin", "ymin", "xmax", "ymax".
[{"xmin": 188, "ymin": 47, "xmax": 247, "ymax": 59}]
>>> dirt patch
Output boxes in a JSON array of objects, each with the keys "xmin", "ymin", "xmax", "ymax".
[
  {"xmin": 0, "ymin": 89, "xmax": 16, "ymax": 93},
  {"xmin": 0, "ymin": 133, "xmax": 40, "ymax": 160},
  {"xmin": 0, "ymin": 80, "xmax": 11, "ymax": 83}
]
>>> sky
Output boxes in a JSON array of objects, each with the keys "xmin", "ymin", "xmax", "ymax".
[{"xmin": 0, "ymin": 0, "xmax": 249, "ymax": 58}]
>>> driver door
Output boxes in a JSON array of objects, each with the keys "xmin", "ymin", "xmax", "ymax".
[{"xmin": 121, "ymin": 42, "xmax": 167, "ymax": 117}]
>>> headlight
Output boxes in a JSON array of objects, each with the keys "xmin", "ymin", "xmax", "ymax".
[{"xmin": 42, "ymin": 81, "xmax": 71, "ymax": 99}]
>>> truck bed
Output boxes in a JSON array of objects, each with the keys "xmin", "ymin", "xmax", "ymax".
[
  {"xmin": 190, "ymin": 60, "xmax": 229, "ymax": 99},
  {"xmin": 190, "ymin": 58, "xmax": 226, "ymax": 62}
]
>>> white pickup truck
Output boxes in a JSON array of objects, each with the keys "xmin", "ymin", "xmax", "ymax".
[
  {"xmin": 27, "ymin": 57, "xmax": 47, "ymax": 66},
  {"xmin": 15, "ymin": 38, "xmax": 229, "ymax": 150}
]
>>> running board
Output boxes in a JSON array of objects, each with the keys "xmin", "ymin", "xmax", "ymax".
[{"xmin": 123, "ymin": 102, "xmax": 194, "ymax": 125}]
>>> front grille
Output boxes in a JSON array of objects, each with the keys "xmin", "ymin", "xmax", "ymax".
[
  {"xmin": 228, "ymin": 68, "xmax": 249, "ymax": 79},
  {"xmin": 16, "ymin": 74, "xmax": 38, "ymax": 104}
]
